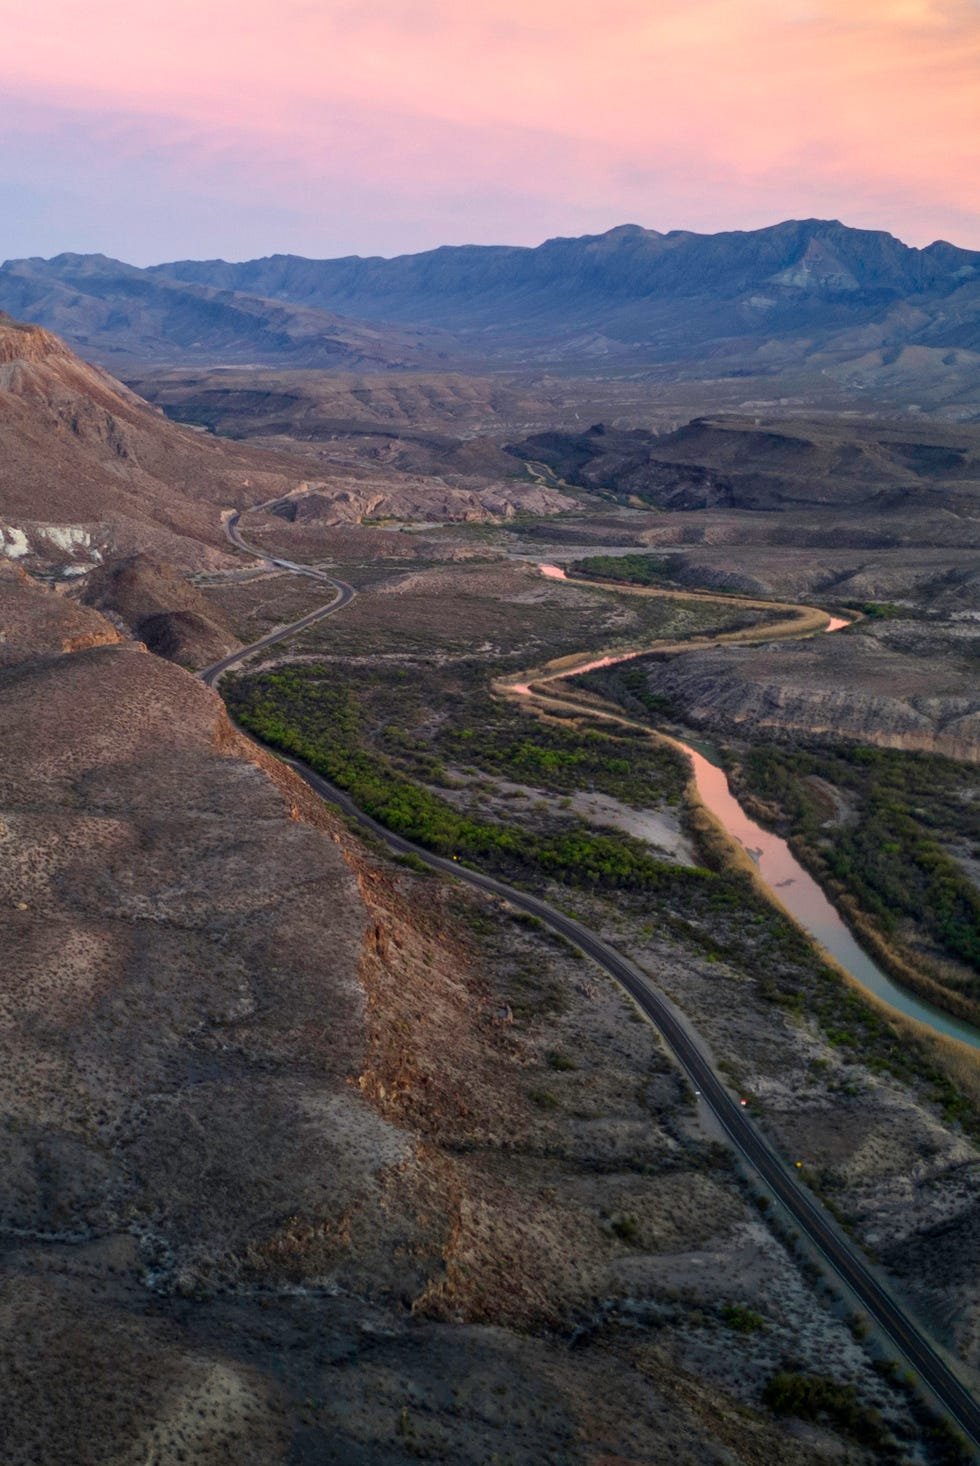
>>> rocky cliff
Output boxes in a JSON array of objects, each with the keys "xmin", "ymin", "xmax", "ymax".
[{"xmin": 635, "ymin": 627, "xmax": 980, "ymax": 761}]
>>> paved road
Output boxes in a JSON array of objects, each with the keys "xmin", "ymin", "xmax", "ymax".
[
  {"xmin": 199, "ymin": 512, "xmax": 357, "ymax": 686},
  {"xmin": 204, "ymin": 515, "xmax": 980, "ymax": 1452}
]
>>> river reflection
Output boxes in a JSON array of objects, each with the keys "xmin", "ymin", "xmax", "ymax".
[
  {"xmin": 524, "ymin": 564, "xmax": 980, "ymax": 1049},
  {"xmin": 678, "ymin": 742, "xmax": 979, "ymax": 1049}
]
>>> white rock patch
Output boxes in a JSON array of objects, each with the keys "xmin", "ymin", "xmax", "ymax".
[
  {"xmin": 0, "ymin": 526, "xmax": 29, "ymax": 559},
  {"xmin": 40, "ymin": 524, "xmax": 94, "ymax": 554}
]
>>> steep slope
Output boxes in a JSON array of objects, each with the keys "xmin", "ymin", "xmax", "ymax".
[
  {"xmin": 0, "ymin": 313, "xmax": 308, "ymax": 570},
  {"xmin": 0, "ymin": 253, "xmax": 437, "ymax": 369}
]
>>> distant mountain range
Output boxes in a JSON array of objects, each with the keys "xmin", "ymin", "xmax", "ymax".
[
  {"xmin": 3, "ymin": 220, "xmax": 980, "ymax": 410},
  {"xmin": 0, "ymin": 252, "xmax": 438, "ymax": 371}
]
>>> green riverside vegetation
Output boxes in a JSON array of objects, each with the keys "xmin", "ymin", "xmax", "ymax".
[
  {"xmin": 226, "ymin": 661, "xmax": 980, "ymax": 1139},
  {"xmin": 228, "ymin": 666, "xmax": 707, "ymax": 896},
  {"xmin": 569, "ymin": 552, "xmax": 681, "ymax": 586},
  {"xmin": 734, "ymin": 743, "xmax": 980, "ymax": 1011}
]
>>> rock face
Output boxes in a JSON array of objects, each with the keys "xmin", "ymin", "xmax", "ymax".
[
  {"xmin": 266, "ymin": 475, "xmax": 571, "ymax": 528},
  {"xmin": 640, "ymin": 628, "xmax": 980, "ymax": 761},
  {"xmin": 0, "ymin": 312, "xmax": 309, "ymax": 572},
  {"xmin": 510, "ymin": 415, "xmax": 980, "ymax": 517}
]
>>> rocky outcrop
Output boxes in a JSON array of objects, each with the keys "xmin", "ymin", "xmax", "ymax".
[
  {"xmin": 270, "ymin": 475, "xmax": 571, "ymax": 527},
  {"xmin": 0, "ymin": 312, "xmax": 309, "ymax": 571},
  {"xmin": 0, "ymin": 560, "xmax": 123, "ymax": 666},
  {"xmin": 0, "ymin": 317, "xmax": 74, "ymax": 367},
  {"xmin": 640, "ymin": 629, "xmax": 980, "ymax": 761}
]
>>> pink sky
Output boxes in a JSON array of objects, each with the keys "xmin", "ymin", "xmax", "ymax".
[{"xmin": 2, "ymin": 0, "xmax": 978, "ymax": 261}]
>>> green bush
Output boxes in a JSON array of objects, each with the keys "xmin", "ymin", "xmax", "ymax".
[
  {"xmin": 720, "ymin": 1303, "xmax": 765, "ymax": 1333},
  {"xmin": 569, "ymin": 553, "xmax": 679, "ymax": 586},
  {"xmin": 763, "ymin": 1371, "xmax": 890, "ymax": 1448},
  {"xmin": 739, "ymin": 743, "xmax": 980, "ymax": 986}
]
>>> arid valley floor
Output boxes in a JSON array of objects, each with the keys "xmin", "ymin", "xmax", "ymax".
[{"xmin": 1, "ymin": 275, "xmax": 979, "ymax": 1465}]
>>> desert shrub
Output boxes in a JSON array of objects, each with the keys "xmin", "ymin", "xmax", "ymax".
[{"xmin": 763, "ymin": 1371, "xmax": 890, "ymax": 1448}]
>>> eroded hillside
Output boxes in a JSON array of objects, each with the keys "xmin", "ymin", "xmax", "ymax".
[{"xmin": 4, "ymin": 563, "xmax": 923, "ymax": 1463}]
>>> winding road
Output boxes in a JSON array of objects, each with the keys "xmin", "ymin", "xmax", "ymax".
[
  {"xmin": 200, "ymin": 512, "xmax": 355, "ymax": 686},
  {"xmin": 200, "ymin": 511, "xmax": 980, "ymax": 1452}
]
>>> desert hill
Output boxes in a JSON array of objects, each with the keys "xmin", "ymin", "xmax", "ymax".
[
  {"xmin": 80, "ymin": 551, "xmax": 242, "ymax": 667},
  {"xmin": 510, "ymin": 414, "xmax": 980, "ymax": 519},
  {"xmin": 0, "ymin": 313, "xmax": 311, "ymax": 571}
]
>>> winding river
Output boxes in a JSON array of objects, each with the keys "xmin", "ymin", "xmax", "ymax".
[{"xmin": 517, "ymin": 565, "xmax": 980, "ymax": 1051}]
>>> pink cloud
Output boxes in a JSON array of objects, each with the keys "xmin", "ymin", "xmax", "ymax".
[{"xmin": 1, "ymin": 0, "xmax": 977, "ymax": 257}]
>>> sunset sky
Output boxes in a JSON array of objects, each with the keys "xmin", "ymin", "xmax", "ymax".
[{"xmin": 2, "ymin": 0, "xmax": 978, "ymax": 263}]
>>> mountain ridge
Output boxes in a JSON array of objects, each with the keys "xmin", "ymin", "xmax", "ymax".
[
  {"xmin": 3, "ymin": 220, "xmax": 980, "ymax": 403},
  {"xmin": 0, "ymin": 251, "xmax": 439, "ymax": 370},
  {"xmin": 151, "ymin": 218, "xmax": 980, "ymax": 318}
]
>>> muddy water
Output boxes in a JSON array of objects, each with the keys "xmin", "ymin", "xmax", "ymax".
[
  {"xmin": 530, "ymin": 564, "xmax": 980, "ymax": 1048},
  {"xmin": 679, "ymin": 742, "xmax": 980, "ymax": 1049}
]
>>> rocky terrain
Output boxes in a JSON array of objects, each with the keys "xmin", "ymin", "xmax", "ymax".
[
  {"xmin": 2, "ymin": 561, "xmax": 929, "ymax": 1465},
  {"xmin": 603, "ymin": 620, "xmax": 980, "ymax": 763},
  {"xmin": 3, "ymin": 301, "xmax": 980, "ymax": 1461},
  {"xmin": 6, "ymin": 220, "xmax": 980, "ymax": 414},
  {"xmin": 510, "ymin": 415, "xmax": 980, "ymax": 518}
]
